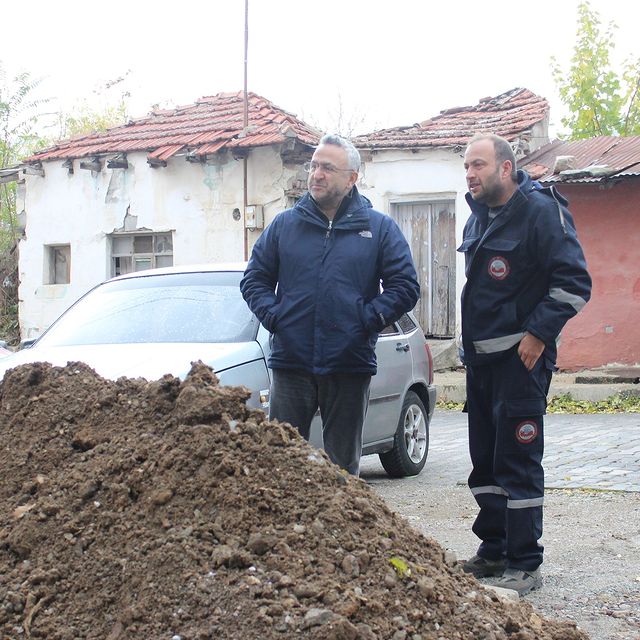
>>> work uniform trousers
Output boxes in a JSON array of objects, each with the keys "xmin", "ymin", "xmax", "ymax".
[
  {"xmin": 269, "ymin": 368, "xmax": 371, "ymax": 476},
  {"xmin": 466, "ymin": 347, "xmax": 552, "ymax": 571}
]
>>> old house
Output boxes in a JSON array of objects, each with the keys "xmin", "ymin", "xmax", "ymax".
[
  {"xmin": 15, "ymin": 87, "xmax": 555, "ymax": 365},
  {"xmin": 17, "ymin": 87, "xmax": 613, "ymax": 371},
  {"xmin": 519, "ymin": 136, "xmax": 640, "ymax": 369},
  {"xmin": 17, "ymin": 92, "xmax": 320, "ymax": 339},
  {"xmin": 352, "ymin": 88, "xmax": 550, "ymax": 350}
]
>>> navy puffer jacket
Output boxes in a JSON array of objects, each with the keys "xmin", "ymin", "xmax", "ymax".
[
  {"xmin": 458, "ymin": 170, "xmax": 591, "ymax": 366},
  {"xmin": 240, "ymin": 188, "xmax": 420, "ymax": 375}
]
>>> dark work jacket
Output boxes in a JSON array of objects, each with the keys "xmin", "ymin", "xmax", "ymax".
[
  {"xmin": 457, "ymin": 170, "xmax": 592, "ymax": 366},
  {"xmin": 240, "ymin": 187, "xmax": 420, "ymax": 375}
]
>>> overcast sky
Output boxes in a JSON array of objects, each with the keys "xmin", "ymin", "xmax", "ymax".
[{"xmin": 1, "ymin": 0, "xmax": 637, "ymax": 139}]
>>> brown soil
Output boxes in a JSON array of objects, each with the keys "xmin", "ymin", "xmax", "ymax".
[{"xmin": 0, "ymin": 361, "xmax": 588, "ymax": 640}]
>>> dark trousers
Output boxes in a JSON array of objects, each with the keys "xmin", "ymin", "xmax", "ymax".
[
  {"xmin": 269, "ymin": 368, "xmax": 371, "ymax": 476},
  {"xmin": 466, "ymin": 347, "xmax": 552, "ymax": 571}
]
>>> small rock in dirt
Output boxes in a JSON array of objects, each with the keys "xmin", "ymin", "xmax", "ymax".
[{"xmin": 302, "ymin": 608, "xmax": 336, "ymax": 628}]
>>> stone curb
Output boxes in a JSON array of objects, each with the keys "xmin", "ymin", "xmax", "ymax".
[{"xmin": 434, "ymin": 371, "xmax": 640, "ymax": 404}]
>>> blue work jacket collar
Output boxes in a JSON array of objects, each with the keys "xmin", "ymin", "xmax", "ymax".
[{"xmin": 295, "ymin": 187, "xmax": 372, "ymax": 229}]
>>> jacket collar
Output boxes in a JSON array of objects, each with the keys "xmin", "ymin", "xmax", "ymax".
[
  {"xmin": 295, "ymin": 186, "xmax": 372, "ymax": 228},
  {"xmin": 465, "ymin": 170, "xmax": 533, "ymax": 219},
  {"xmin": 464, "ymin": 169, "xmax": 570, "ymax": 221}
]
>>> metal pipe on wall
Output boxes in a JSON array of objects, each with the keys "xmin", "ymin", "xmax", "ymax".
[{"xmin": 242, "ymin": 0, "xmax": 249, "ymax": 261}]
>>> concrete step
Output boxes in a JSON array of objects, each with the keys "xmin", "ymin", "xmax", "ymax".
[
  {"xmin": 575, "ymin": 367, "xmax": 640, "ymax": 384},
  {"xmin": 425, "ymin": 338, "xmax": 460, "ymax": 371}
]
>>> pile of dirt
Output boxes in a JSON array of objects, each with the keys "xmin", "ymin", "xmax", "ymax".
[{"xmin": 0, "ymin": 361, "xmax": 588, "ymax": 640}]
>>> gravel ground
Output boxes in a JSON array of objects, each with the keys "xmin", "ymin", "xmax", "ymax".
[{"xmin": 361, "ymin": 411, "xmax": 640, "ymax": 640}]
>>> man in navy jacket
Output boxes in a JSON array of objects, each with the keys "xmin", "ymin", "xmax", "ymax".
[
  {"xmin": 240, "ymin": 134, "xmax": 419, "ymax": 475},
  {"xmin": 459, "ymin": 133, "xmax": 591, "ymax": 595}
]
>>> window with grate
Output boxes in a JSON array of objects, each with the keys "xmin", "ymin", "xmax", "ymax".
[{"xmin": 110, "ymin": 232, "xmax": 173, "ymax": 276}]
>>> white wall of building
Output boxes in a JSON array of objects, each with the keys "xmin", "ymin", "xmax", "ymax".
[
  {"xmin": 358, "ymin": 147, "xmax": 470, "ymax": 336},
  {"xmin": 17, "ymin": 146, "xmax": 303, "ymax": 338}
]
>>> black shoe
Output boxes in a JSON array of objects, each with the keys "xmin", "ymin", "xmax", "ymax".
[
  {"xmin": 461, "ymin": 554, "xmax": 507, "ymax": 578},
  {"xmin": 496, "ymin": 568, "xmax": 543, "ymax": 596}
]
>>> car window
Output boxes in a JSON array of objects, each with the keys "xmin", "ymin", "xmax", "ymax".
[
  {"xmin": 37, "ymin": 272, "xmax": 259, "ymax": 346},
  {"xmin": 397, "ymin": 313, "xmax": 418, "ymax": 334},
  {"xmin": 379, "ymin": 323, "xmax": 400, "ymax": 336}
]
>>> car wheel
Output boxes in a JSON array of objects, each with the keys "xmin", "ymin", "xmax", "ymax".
[{"xmin": 379, "ymin": 390, "xmax": 429, "ymax": 478}]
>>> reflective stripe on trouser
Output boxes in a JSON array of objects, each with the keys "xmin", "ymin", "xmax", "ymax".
[
  {"xmin": 269, "ymin": 368, "xmax": 371, "ymax": 476},
  {"xmin": 466, "ymin": 347, "xmax": 551, "ymax": 571}
]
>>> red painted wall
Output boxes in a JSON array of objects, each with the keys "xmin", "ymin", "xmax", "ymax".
[{"xmin": 554, "ymin": 178, "xmax": 640, "ymax": 370}]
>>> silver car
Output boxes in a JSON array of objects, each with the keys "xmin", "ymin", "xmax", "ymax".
[{"xmin": 0, "ymin": 264, "xmax": 436, "ymax": 477}]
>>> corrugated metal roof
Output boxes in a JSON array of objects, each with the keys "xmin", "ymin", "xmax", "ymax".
[
  {"xmin": 26, "ymin": 92, "xmax": 322, "ymax": 164},
  {"xmin": 519, "ymin": 136, "xmax": 640, "ymax": 182},
  {"xmin": 353, "ymin": 88, "xmax": 548, "ymax": 150}
]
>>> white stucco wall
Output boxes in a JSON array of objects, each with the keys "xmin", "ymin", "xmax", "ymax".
[
  {"xmin": 358, "ymin": 148, "xmax": 470, "ymax": 337},
  {"xmin": 17, "ymin": 146, "xmax": 303, "ymax": 339}
]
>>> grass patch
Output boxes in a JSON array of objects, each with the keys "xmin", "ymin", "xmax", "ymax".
[
  {"xmin": 436, "ymin": 391, "xmax": 640, "ymax": 414},
  {"xmin": 546, "ymin": 392, "xmax": 640, "ymax": 414},
  {"xmin": 436, "ymin": 400, "xmax": 465, "ymax": 411}
]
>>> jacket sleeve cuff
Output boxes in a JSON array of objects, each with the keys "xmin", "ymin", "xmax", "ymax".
[
  {"xmin": 524, "ymin": 326, "xmax": 548, "ymax": 345},
  {"xmin": 362, "ymin": 304, "xmax": 385, "ymax": 332}
]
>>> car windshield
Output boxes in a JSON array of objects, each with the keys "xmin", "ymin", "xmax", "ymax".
[{"xmin": 37, "ymin": 271, "xmax": 258, "ymax": 346}]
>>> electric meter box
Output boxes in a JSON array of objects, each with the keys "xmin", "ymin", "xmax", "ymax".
[{"xmin": 245, "ymin": 205, "xmax": 264, "ymax": 230}]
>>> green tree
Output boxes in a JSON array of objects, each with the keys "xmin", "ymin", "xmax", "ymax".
[
  {"xmin": 1, "ymin": 67, "xmax": 46, "ymax": 243},
  {"xmin": 552, "ymin": 1, "xmax": 640, "ymax": 138},
  {"xmin": 0, "ymin": 67, "xmax": 131, "ymax": 345},
  {"xmin": 60, "ymin": 101, "xmax": 128, "ymax": 139},
  {"xmin": 55, "ymin": 73, "xmax": 130, "ymax": 139},
  {"xmin": 0, "ymin": 64, "xmax": 48, "ymax": 344}
]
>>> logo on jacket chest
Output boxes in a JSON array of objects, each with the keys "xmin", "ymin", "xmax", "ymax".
[{"xmin": 487, "ymin": 255, "xmax": 510, "ymax": 280}]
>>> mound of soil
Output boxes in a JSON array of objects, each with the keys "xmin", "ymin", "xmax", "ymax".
[{"xmin": 0, "ymin": 361, "xmax": 588, "ymax": 639}]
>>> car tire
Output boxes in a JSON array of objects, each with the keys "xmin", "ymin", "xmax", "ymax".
[{"xmin": 379, "ymin": 390, "xmax": 429, "ymax": 478}]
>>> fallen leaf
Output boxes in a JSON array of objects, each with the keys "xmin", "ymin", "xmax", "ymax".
[{"xmin": 390, "ymin": 556, "xmax": 411, "ymax": 578}]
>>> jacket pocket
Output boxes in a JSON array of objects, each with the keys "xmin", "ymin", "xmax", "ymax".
[
  {"xmin": 504, "ymin": 398, "xmax": 545, "ymax": 452},
  {"xmin": 482, "ymin": 238, "xmax": 521, "ymax": 252},
  {"xmin": 267, "ymin": 299, "xmax": 283, "ymax": 333},
  {"xmin": 457, "ymin": 237, "xmax": 478, "ymax": 253},
  {"xmin": 480, "ymin": 237, "xmax": 524, "ymax": 284}
]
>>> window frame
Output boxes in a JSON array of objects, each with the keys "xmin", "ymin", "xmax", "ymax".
[
  {"xmin": 44, "ymin": 244, "xmax": 71, "ymax": 285},
  {"xmin": 110, "ymin": 231, "xmax": 174, "ymax": 276}
]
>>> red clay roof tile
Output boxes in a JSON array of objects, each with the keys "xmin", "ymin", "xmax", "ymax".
[
  {"xmin": 353, "ymin": 88, "xmax": 549, "ymax": 150},
  {"xmin": 26, "ymin": 92, "xmax": 322, "ymax": 164}
]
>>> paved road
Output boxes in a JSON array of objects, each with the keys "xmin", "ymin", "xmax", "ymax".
[
  {"xmin": 361, "ymin": 410, "xmax": 640, "ymax": 640},
  {"xmin": 362, "ymin": 410, "xmax": 640, "ymax": 492}
]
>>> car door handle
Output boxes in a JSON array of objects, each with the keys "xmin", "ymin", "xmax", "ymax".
[{"xmin": 396, "ymin": 342, "xmax": 410, "ymax": 352}]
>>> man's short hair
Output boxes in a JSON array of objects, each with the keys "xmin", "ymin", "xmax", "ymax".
[
  {"xmin": 319, "ymin": 134, "xmax": 361, "ymax": 172},
  {"xmin": 467, "ymin": 133, "xmax": 517, "ymax": 181}
]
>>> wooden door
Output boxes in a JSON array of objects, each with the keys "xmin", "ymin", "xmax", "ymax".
[{"xmin": 391, "ymin": 201, "xmax": 455, "ymax": 337}]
